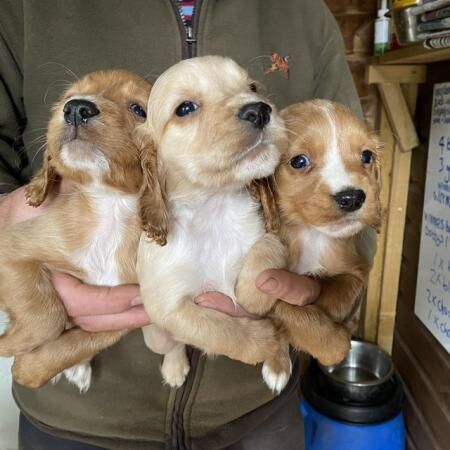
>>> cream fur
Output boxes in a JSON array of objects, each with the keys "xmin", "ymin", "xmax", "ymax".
[{"xmin": 138, "ymin": 56, "xmax": 290, "ymax": 393}]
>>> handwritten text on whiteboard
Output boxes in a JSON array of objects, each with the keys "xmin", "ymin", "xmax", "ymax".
[{"xmin": 415, "ymin": 82, "xmax": 450, "ymax": 353}]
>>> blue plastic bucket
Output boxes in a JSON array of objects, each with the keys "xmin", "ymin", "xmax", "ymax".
[
  {"xmin": 301, "ymin": 398, "xmax": 405, "ymax": 450},
  {"xmin": 300, "ymin": 342, "xmax": 405, "ymax": 450}
]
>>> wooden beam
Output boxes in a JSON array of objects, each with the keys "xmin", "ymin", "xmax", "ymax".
[
  {"xmin": 366, "ymin": 65, "xmax": 427, "ymax": 84},
  {"xmin": 376, "ymin": 84, "xmax": 418, "ymax": 353},
  {"xmin": 367, "ymin": 64, "xmax": 426, "ymax": 153},
  {"xmin": 377, "ymin": 82, "xmax": 419, "ymax": 152}
]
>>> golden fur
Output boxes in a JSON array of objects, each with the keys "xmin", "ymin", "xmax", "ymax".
[
  {"xmin": 257, "ymin": 100, "xmax": 382, "ymax": 365},
  {"xmin": 0, "ymin": 70, "xmax": 151, "ymax": 388}
]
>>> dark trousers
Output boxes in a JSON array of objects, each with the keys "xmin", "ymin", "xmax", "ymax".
[{"xmin": 19, "ymin": 393, "xmax": 305, "ymax": 450}]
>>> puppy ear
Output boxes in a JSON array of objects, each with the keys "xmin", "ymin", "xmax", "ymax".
[
  {"xmin": 249, "ymin": 177, "xmax": 280, "ymax": 233},
  {"xmin": 139, "ymin": 134, "xmax": 169, "ymax": 246},
  {"xmin": 25, "ymin": 153, "xmax": 60, "ymax": 207}
]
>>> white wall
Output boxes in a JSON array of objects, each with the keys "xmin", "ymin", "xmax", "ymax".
[{"xmin": 0, "ymin": 358, "xmax": 19, "ymax": 450}]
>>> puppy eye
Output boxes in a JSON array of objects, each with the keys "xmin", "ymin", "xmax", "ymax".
[
  {"xmin": 249, "ymin": 82, "xmax": 258, "ymax": 93},
  {"xmin": 130, "ymin": 103, "xmax": 147, "ymax": 119},
  {"xmin": 175, "ymin": 101, "xmax": 199, "ymax": 117},
  {"xmin": 290, "ymin": 154, "xmax": 311, "ymax": 170},
  {"xmin": 361, "ymin": 150, "xmax": 373, "ymax": 165}
]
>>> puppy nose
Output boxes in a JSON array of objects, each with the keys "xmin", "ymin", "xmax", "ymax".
[
  {"xmin": 238, "ymin": 102, "xmax": 272, "ymax": 129},
  {"xmin": 63, "ymin": 99, "xmax": 100, "ymax": 126},
  {"xmin": 334, "ymin": 189, "xmax": 366, "ymax": 213}
]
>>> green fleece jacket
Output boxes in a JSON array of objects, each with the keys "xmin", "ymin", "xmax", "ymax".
[{"xmin": 0, "ymin": 1, "xmax": 362, "ymax": 448}]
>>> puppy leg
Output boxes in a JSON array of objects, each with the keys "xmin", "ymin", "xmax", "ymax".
[
  {"xmin": 165, "ymin": 300, "xmax": 281, "ymax": 364},
  {"xmin": 316, "ymin": 273, "xmax": 365, "ymax": 323},
  {"xmin": 235, "ymin": 233, "xmax": 291, "ymax": 392},
  {"xmin": 12, "ymin": 328, "xmax": 127, "ymax": 390},
  {"xmin": 262, "ymin": 337, "xmax": 292, "ymax": 394},
  {"xmin": 235, "ymin": 233, "xmax": 287, "ymax": 316},
  {"xmin": 272, "ymin": 302, "xmax": 351, "ymax": 366},
  {"xmin": 141, "ymin": 286, "xmax": 281, "ymax": 365},
  {"xmin": 160, "ymin": 343, "xmax": 190, "ymax": 388},
  {"xmin": 142, "ymin": 325, "xmax": 190, "ymax": 388},
  {"xmin": 142, "ymin": 324, "xmax": 178, "ymax": 354},
  {"xmin": 0, "ymin": 263, "xmax": 66, "ymax": 356}
]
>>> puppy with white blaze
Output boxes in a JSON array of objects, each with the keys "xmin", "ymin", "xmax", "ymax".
[
  {"xmin": 256, "ymin": 100, "xmax": 382, "ymax": 366},
  {"xmin": 137, "ymin": 56, "xmax": 292, "ymax": 393}
]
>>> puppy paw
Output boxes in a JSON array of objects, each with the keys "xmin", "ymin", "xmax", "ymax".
[
  {"xmin": 12, "ymin": 355, "xmax": 51, "ymax": 389},
  {"xmin": 161, "ymin": 351, "xmax": 190, "ymax": 388},
  {"xmin": 63, "ymin": 362, "xmax": 92, "ymax": 394},
  {"xmin": 262, "ymin": 357, "xmax": 292, "ymax": 395},
  {"xmin": 236, "ymin": 319, "xmax": 282, "ymax": 365},
  {"xmin": 316, "ymin": 327, "xmax": 351, "ymax": 366}
]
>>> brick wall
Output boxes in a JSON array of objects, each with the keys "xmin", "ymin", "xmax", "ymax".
[{"xmin": 325, "ymin": 0, "xmax": 379, "ymax": 128}]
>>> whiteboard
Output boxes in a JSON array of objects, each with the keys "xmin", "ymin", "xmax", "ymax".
[{"xmin": 414, "ymin": 82, "xmax": 450, "ymax": 354}]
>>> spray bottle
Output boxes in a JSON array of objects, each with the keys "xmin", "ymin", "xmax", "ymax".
[{"xmin": 374, "ymin": 0, "xmax": 391, "ymax": 55}]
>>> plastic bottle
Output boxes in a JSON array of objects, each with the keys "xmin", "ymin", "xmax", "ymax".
[{"xmin": 374, "ymin": 0, "xmax": 391, "ymax": 55}]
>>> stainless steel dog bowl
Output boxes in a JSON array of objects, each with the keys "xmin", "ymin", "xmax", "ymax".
[{"xmin": 318, "ymin": 340, "xmax": 395, "ymax": 403}]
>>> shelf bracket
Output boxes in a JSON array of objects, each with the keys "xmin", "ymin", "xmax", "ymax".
[{"xmin": 366, "ymin": 65, "xmax": 427, "ymax": 152}]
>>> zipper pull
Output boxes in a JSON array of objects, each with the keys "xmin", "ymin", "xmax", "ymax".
[{"xmin": 186, "ymin": 26, "xmax": 197, "ymax": 44}]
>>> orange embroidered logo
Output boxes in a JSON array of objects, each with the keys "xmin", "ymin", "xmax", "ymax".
[{"xmin": 265, "ymin": 53, "xmax": 290, "ymax": 79}]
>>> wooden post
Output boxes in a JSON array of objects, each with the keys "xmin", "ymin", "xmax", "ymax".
[
  {"xmin": 365, "ymin": 66, "xmax": 425, "ymax": 352},
  {"xmin": 377, "ymin": 84, "xmax": 419, "ymax": 352}
]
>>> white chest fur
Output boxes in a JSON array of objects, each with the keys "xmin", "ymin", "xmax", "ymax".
[
  {"xmin": 73, "ymin": 190, "xmax": 138, "ymax": 286},
  {"xmin": 149, "ymin": 190, "xmax": 265, "ymax": 301},
  {"xmin": 292, "ymin": 228, "xmax": 332, "ymax": 276}
]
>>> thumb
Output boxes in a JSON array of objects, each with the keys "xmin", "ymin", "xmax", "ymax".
[{"xmin": 255, "ymin": 269, "xmax": 321, "ymax": 306}]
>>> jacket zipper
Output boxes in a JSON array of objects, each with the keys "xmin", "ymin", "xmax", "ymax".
[
  {"xmin": 170, "ymin": 348, "xmax": 201, "ymax": 450},
  {"xmin": 167, "ymin": 3, "xmax": 204, "ymax": 447},
  {"xmin": 170, "ymin": 0, "xmax": 203, "ymax": 59}
]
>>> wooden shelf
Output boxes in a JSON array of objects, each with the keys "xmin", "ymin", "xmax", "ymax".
[{"xmin": 372, "ymin": 43, "xmax": 450, "ymax": 65}]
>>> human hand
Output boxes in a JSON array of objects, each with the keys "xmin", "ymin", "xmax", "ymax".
[
  {"xmin": 195, "ymin": 269, "xmax": 321, "ymax": 317},
  {"xmin": 0, "ymin": 185, "xmax": 50, "ymax": 228},
  {"xmin": 52, "ymin": 273, "xmax": 150, "ymax": 331},
  {"xmin": 58, "ymin": 269, "xmax": 321, "ymax": 330}
]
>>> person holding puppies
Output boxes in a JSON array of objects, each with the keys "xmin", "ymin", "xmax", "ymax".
[{"xmin": 0, "ymin": 0, "xmax": 374, "ymax": 449}]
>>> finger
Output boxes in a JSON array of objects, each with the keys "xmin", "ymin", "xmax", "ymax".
[
  {"xmin": 0, "ymin": 187, "xmax": 44, "ymax": 227},
  {"xmin": 255, "ymin": 269, "xmax": 321, "ymax": 306},
  {"xmin": 73, "ymin": 305, "xmax": 151, "ymax": 332},
  {"xmin": 0, "ymin": 181, "xmax": 75, "ymax": 229},
  {"xmin": 195, "ymin": 292, "xmax": 256, "ymax": 318},
  {"xmin": 52, "ymin": 272, "xmax": 141, "ymax": 317}
]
